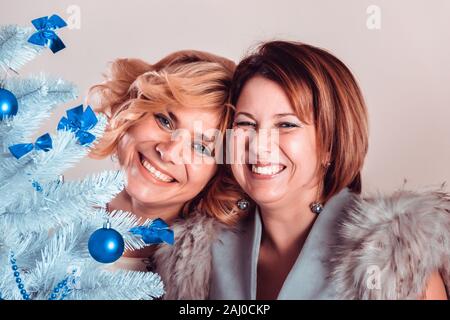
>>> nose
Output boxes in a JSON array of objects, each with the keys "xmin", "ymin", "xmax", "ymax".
[
  {"xmin": 248, "ymin": 128, "xmax": 280, "ymax": 164},
  {"xmin": 155, "ymin": 131, "xmax": 189, "ymax": 165}
]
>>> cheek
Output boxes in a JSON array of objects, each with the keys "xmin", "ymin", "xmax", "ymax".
[
  {"xmin": 231, "ymin": 163, "xmax": 247, "ymax": 190},
  {"xmin": 230, "ymin": 128, "xmax": 249, "ymax": 163},
  {"xmin": 282, "ymin": 132, "xmax": 319, "ymax": 179},
  {"xmin": 185, "ymin": 163, "xmax": 217, "ymax": 192},
  {"xmin": 117, "ymin": 121, "xmax": 161, "ymax": 166},
  {"xmin": 117, "ymin": 132, "xmax": 136, "ymax": 168}
]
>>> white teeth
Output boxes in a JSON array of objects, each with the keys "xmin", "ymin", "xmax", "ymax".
[
  {"xmin": 141, "ymin": 158, "xmax": 174, "ymax": 182},
  {"xmin": 251, "ymin": 164, "xmax": 284, "ymax": 175}
]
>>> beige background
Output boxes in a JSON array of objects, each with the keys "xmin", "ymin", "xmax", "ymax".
[{"xmin": 1, "ymin": 0, "xmax": 449, "ymax": 194}]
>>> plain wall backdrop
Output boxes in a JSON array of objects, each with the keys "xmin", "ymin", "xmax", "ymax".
[{"xmin": 1, "ymin": 0, "xmax": 449, "ymax": 194}]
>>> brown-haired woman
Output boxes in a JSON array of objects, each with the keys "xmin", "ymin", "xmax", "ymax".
[
  {"xmin": 209, "ymin": 41, "xmax": 449, "ymax": 299},
  {"xmin": 88, "ymin": 50, "xmax": 245, "ymax": 299}
]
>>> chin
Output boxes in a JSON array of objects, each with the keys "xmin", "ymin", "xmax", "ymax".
[
  {"xmin": 247, "ymin": 187, "xmax": 286, "ymax": 206},
  {"xmin": 124, "ymin": 182, "xmax": 151, "ymax": 203}
]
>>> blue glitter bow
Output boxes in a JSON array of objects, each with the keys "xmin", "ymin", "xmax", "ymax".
[
  {"xmin": 27, "ymin": 14, "xmax": 67, "ymax": 53},
  {"xmin": 8, "ymin": 133, "xmax": 53, "ymax": 159},
  {"xmin": 57, "ymin": 105, "xmax": 98, "ymax": 146},
  {"xmin": 129, "ymin": 218, "xmax": 175, "ymax": 245}
]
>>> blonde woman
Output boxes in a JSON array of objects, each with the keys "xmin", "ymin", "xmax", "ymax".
[{"xmin": 88, "ymin": 51, "xmax": 245, "ymax": 299}]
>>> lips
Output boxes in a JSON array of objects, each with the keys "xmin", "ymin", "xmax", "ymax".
[
  {"xmin": 138, "ymin": 152, "xmax": 176, "ymax": 183},
  {"xmin": 249, "ymin": 163, "xmax": 286, "ymax": 176}
]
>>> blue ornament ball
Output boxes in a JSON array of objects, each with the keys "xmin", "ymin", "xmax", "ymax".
[
  {"xmin": 0, "ymin": 88, "xmax": 19, "ymax": 120},
  {"xmin": 88, "ymin": 225, "xmax": 124, "ymax": 263}
]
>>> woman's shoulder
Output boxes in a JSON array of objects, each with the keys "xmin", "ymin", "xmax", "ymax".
[{"xmin": 330, "ymin": 187, "xmax": 450, "ymax": 299}]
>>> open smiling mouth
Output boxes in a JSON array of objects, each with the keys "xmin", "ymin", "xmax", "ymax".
[
  {"xmin": 138, "ymin": 152, "xmax": 177, "ymax": 183},
  {"xmin": 248, "ymin": 163, "xmax": 286, "ymax": 176}
]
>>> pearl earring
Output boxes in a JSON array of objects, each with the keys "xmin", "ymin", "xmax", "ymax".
[
  {"xmin": 237, "ymin": 199, "xmax": 250, "ymax": 211},
  {"xmin": 310, "ymin": 202, "xmax": 324, "ymax": 214},
  {"xmin": 110, "ymin": 154, "xmax": 118, "ymax": 163},
  {"xmin": 310, "ymin": 173, "xmax": 326, "ymax": 214}
]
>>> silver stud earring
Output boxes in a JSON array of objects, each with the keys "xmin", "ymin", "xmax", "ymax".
[
  {"xmin": 310, "ymin": 202, "xmax": 324, "ymax": 214},
  {"xmin": 237, "ymin": 199, "xmax": 250, "ymax": 211}
]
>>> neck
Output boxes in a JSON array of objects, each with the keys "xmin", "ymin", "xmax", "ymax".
[
  {"xmin": 258, "ymin": 187, "xmax": 318, "ymax": 256},
  {"xmin": 107, "ymin": 189, "xmax": 182, "ymax": 258}
]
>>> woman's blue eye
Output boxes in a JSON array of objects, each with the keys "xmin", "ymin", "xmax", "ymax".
[
  {"xmin": 155, "ymin": 114, "xmax": 172, "ymax": 129},
  {"xmin": 193, "ymin": 142, "xmax": 212, "ymax": 157}
]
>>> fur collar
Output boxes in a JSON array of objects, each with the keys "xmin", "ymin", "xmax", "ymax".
[
  {"xmin": 152, "ymin": 211, "xmax": 230, "ymax": 299},
  {"xmin": 152, "ymin": 187, "xmax": 450, "ymax": 299},
  {"xmin": 329, "ymin": 187, "xmax": 450, "ymax": 299}
]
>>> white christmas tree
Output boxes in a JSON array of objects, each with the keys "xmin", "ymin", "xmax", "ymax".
[{"xmin": 0, "ymin": 21, "xmax": 165, "ymax": 300}]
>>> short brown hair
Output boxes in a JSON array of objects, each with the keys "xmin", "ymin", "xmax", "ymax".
[
  {"xmin": 88, "ymin": 50, "xmax": 246, "ymax": 225},
  {"xmin": 229, "ymin": 41, "xmax": 369, "ymax": 203}
]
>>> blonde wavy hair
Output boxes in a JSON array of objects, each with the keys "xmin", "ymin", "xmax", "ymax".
[{"xmin": 87, "ymin": 50, "xmax": 246, "ymax": 225}]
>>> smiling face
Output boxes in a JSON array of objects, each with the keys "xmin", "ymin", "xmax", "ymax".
[
  {"xmin": 231, "ymin": 76, "xmax": 321, "ymax": 206},
  {"xmin": 117, "ymin": 106, "xmax": 220, "ymax": 211}
]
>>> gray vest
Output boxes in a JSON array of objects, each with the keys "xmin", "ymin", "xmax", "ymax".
[{"xmin": 209, "ymin": 188, "xmax": 353, "ymax": 299}]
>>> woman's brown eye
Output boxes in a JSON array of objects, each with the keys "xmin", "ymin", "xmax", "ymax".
[
  {"xmin": 234, "ymin": 121, "xmax": 256, "ymax": 127},
  {"xmin": 278, "ymin": 122, "xmax": 299, "ymax": 128}
]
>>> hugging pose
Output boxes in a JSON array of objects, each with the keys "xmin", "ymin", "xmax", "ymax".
[{"xmin": 87, "ymin": 41, "xmax": 449, "ymax": 300}]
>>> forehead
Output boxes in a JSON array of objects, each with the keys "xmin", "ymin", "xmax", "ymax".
[
  {"xmin": 236, "ymin": 76, "xmax": 294, "ymax": 116},
  {"xmin": 169, "ymin": 106, "xmax": 221, "ymax": 130},
  {"xmin": 132, "ymin": 105, "xmax": 223, "ymax": 142}
]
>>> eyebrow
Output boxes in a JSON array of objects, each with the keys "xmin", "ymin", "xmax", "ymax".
[
  {"xmin": 274, "ymin": 113, "xmax": 298, "ymax": 118},
  {"xmin": 168, "ymin": 111, "xmax": 179, "ymax": 124},
  {"xmin": 234, "ymin": 112, "xmax": 255, "ymax": 119},
  {"xmin": 235, "ymin": 112, "xmax": 298, "ymax": 119},
  {"xmin": 168, "ymin": 110, "xmax": 215, "ymax": 142}
]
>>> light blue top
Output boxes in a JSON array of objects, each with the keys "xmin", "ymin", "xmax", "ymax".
[{"xmin": 209, "ymin": 187, "xmax": 353, "ymax": 299}]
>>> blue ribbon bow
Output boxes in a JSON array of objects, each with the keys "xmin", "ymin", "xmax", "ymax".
[
  {"xmin": 57, "ymin": 105, "xmax": 98, "ymax": 146},
  {"xmin": 8, "ymin": 133, "xmax": 53, "ymax": 159},
  {"xmin": 27, "ymin": 14, "xmax": 67, "ymax": 53},
  {"xmin": 129, "ymin": 218, "xmax": 175, "ymax": 245}
]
